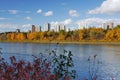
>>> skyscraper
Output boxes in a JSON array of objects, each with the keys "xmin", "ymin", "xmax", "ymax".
[
  {"xmin": 39, "ymin": 26, "xmax": 42, "ymax": 32},
  {"xmin": 45, "ymin": 23, "xmax": 51, "ymax": 31},
  {"xmin": 109, "ymin": 22, "xmax": 114, "ymax": 29},
  {"xmin": 32, "ymin": 25, "xmax": 35, "ymax": 32},
  {"xmin": 55, "ymin": 24, "xmax": 66, "ymax": 32},
  {"xmin": 59, "ymin": 24, "xmax": 66, "ymax": 31},
  {"xmin": 107, "ymin": 25, "xmax": 109, "ymax": 30},
  {"xmin": 102, "ymin": 23, "xmax": 107, "ymax": 29},
  {"xmin": 35, "ymin": 26, "xmax": 42, "ymax": 32},
  {"xmin": 55, "ymin": 25, "xmax": 60, "ymax": 32}
]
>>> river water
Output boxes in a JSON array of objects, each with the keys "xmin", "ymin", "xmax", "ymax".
[{"xmin": 0, "ymin": 42, "xmax": 120, "ymax": 80}]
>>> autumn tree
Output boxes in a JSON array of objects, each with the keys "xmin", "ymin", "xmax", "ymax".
[
  {"xmin": 57, "ymin": 30, "xmax": 66, "ymax": 41},
  {"xmin": 105, "ymin": 30, "xmax": 116, "ymax": 41},
  {"xmin": 27, "ymin": 33, "xmax": 35, "ymax": 40},
  {"xmin": 65, "ymin": 31, "xmax": 73, "ymax": 41},
  {"xmin": 72, "ymin": 30, "xmax": 79, "ymax": 41},
  {"xmin": 79, "ymin": 29, "xmax": 88, "ymax": 40},
  {"xmin": 6, "ymin": 33, "xmax": 11, "ymax": 40},
  {"xmin": 89, "ymin": 28, "xmax": 105, "ymax": 40},
  {"xmin": 10, "ymin": 33, "xmax": 16, "ymax": 40},
  {"xmin": 16, "ymin": 33, "xmax": 26, "ymax": 40}
]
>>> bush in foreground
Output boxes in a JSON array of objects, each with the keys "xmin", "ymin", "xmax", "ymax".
[{"xmin": 0, "ymin": 47, "xmax": 76, "ymax": 80}]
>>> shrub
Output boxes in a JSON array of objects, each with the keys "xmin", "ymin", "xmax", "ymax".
[{"xmin": 0, "ymin": 44, "xmax": 76, "ymax": 80}]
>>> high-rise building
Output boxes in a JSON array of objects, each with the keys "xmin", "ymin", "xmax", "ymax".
[
  {"xmin": 59, "ymin": 24, "xmax": 66, "ymax": 31},
  {"xmin": 55, "ymin": 25, "xmax": 60, "ymax": 32},
  {"xmin": 44, "ymin": 23, "xmax": 51, "ymax": 31},
  {"xmin": 102, "ymin": 23, "xmax": 107, "ymax": 29},
  {"xmin": 35, "ymin": 26, "xmax": 42, "ymax": 32},
  {"xmin": 109, "ymin": 22, "xmax": 114, "ymax": 29},
  {"xmin": 55, "ymin": 24, "xmax": 66, "ymax": 32},
  {"xmin": 32, "ymin": 25, "xmax": 35, "ymax": 32},
  {"xmin": 40, "ymin": 26, "xmax": 42, "ymax": 32},
  {"xmin": 107, "ymin": 25, "xmax": 109, "ymax": 30}
]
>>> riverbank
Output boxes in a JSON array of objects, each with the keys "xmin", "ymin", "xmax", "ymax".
[{"xmin": 1, "ymin": 40, "xmax": 120, "ymax": 45}]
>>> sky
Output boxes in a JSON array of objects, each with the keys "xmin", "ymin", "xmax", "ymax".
[{"xmin": 0, "ymin": 0, "xmax": 120, "ymax": 32}]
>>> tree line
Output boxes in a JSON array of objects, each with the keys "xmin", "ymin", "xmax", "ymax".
[{"xmin": 0, "ymin": 25, "xmax": 120, "ymax": 42}]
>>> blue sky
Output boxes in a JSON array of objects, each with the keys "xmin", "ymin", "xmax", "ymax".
[{"xmin": 0, "ymin": 0, "xmax": 120, "ymax": 32}]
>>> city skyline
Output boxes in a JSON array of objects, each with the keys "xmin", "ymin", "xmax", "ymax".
[{"xmin": 0, "ymin": 0, "xmax": 120, "ymax": 32}]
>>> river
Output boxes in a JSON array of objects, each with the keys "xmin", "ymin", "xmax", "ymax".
[{"xmin": 0, "ymin": 42, "xmax": 120, "ymax": 80}]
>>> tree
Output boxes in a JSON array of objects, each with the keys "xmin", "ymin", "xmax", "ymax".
[
  {"xmin": 27, "ymin": 33, "xmax": 35, "ymax": 40},
  {"xmin": 10, "ymin": 33, "xmax": 16, "ymax": 40},
  {"xmin": 16, "ymin": 33, "xmax": 26, "ymax": 40},
  {"xmin": 89, "ymin": 28, "xmax": 105, "ymax": 40},
  {"xmin": 57, "ymin": 30, "xmax": 66, "ymax": 41},
  {"xmin": 79, "ymin": 29, "xmax": 88, "ymax": 40},
  {"xmin": 114, "ymin": 29, "xmax": 120, "ymax": 41},
  {"xmin": 72, "ymin": 30, "xmax": 79, "ymax": 41},
  {"xmin": 105, "ymin": 30, "xmax": 116, "ymax": 40},
  {"xmin": 6, "ymin": 33, "xmax": 11, "ymax": 40}
]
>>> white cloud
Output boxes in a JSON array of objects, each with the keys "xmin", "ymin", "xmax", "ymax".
[
  {"xmin": 76, "ymin": 18, "xmax": 105, "ymax": 28},
  {"xmin": 0, "ymin": 23, "xmax": 31, "ymax": 32},
  {"xmin": 22, "ymin": 24, "xmax": 31, "ymax": 28},
  {"xmin": 0, "ymin": 24, "xmax": 19, "ymax": 32},
  {"xmin": 51, "ymin": 18, "xmax": 72, "ymax": 27},
  {"xmin": 69, "ymin": 10, "xmax": 79, "ymax": 17},
  {"xmin": 8, "ymin": 10, "xmax": 18, "ymax": 14},
  {"xmin": 77, "ymin": 18, "xmax": 105, "ymax": 24},
  {"xmin": 62, "ymin": 18, "xmax": 72, "ymax": 25},
  {"xmin": 0, "ymin": 24, "xmax": 18, "ymax": 28},
  {"xmin": 1, "ymin": 10, "xmax": 31, "ymax": 14},
  {"xmin": 51, "ymin": 21, "xmax": 59, "ymax": 27},
  {"xmin": 108, "ymin": 18, "xmax": 120, "ymax": 25},
  {"xmin": 76, "ymin": 18, "xmax": 120, "ymax": 28},
  {"xmin": 88, "ymin": 0, "xmax": 120, "ymax": 14},
  {"xmin": 25, "ymin": 16, "xmax": 32, "ymax": 20},
  {"xmin": 0, "ymin": 17, "xmax": 7, "ymax": 20},
  {"xmin": 22, "ymin": 24, "xmax": 31, "ymax": 32},
  {"xmin": 51, "ymin": 19, "xmax": 78, "ymax": 30},
  {"xmin": 44, "ymin": 11, "xmax": 53, "ymax": 16},
  {"xmin": 37, "ymin": 9, "xmax": 42, "ymax": 14}
]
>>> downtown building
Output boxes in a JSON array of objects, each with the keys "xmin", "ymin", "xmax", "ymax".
[
  {"xmin": 102, "ymin": 22, "xmax": 114, "ymax": 29},
  {"xmin": 32, "ymin": 25, "xmax": 36, "ymax": 32},
  {"xmin": 35, "ymin": 26, "xmax": 42, "ymax": 32},
  {"xmin": 31, "ymin": 25, "xmax": 42, "ymax": 32},
  {"xmin": 55, "ymin": 24, "xmax": 66, "ymax": 32},
  {"xmin": 109, "ymin": 22, "xmax": 114, "ymax": 29},
  {"xmin": 44, "ymin": 23, "xmax": 51, "ymax": 31}
]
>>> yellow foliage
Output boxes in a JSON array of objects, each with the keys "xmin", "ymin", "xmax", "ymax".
[{"xmin": 10, "ymin": 33, "xmax": 16, "ymax": 40}]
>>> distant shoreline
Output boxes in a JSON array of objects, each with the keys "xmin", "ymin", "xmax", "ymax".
[{"xmin": 1, "ymin": 40, "xmax": 120, "ymax": 45}]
